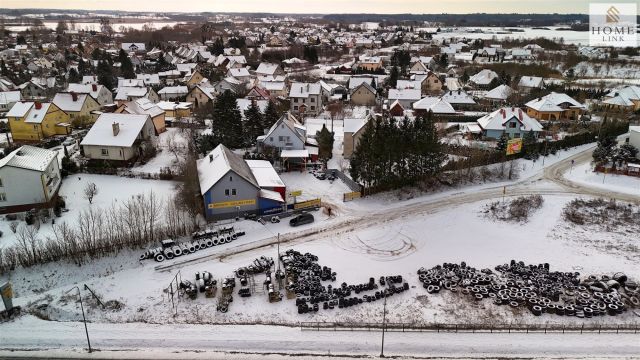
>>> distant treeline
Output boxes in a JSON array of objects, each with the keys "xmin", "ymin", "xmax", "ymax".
[{"xmin": 323, "ymin": 13, "xmax": 591, "ymax": 27}]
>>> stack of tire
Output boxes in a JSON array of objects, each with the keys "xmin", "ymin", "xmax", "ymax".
[{"xmin": 140, "ymin": 230, "xmax": 243, "ymax": 262}]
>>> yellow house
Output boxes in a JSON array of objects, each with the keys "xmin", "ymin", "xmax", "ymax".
[
  {"xmin": 524, "ymin": 92, "xmax": 586, "ymax": 121},
  {"xmin": 7, "ymin": 102, "xmax": 71, "ymax": 141},
  {"xmin": 357, "ymin": 57, "xmax": 383, "ymax": 72},
  {"xmin": 52, "ymin": 92, "xmax": 101, "ymax": 127},
  {"xmin": 186, "ymin": 70, "xmax": 206, "ymax": 87}
]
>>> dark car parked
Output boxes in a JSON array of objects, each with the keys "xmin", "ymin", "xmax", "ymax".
[{"xmin": 289, "ymin": 213, "xmax": 315, "ymax": 227}]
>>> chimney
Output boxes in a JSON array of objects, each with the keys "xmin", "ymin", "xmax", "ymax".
[
  {"xmin": 518, "ymin": 109, "xmax": 523, "ymax": 121},
  {"xmin": 209, "ymin": 154, "xmax": 214, "ymax": 162},
  {"xmin": 34, "ymin": 101, "xmax": 42, "ymax": 110},
  {"xmin": 92, "ymin": 84, "xmax": 97, "ymax": 91},
  {"xmin": 501, "ymin": 109, "xmax": 505, "ymax": 119},
  {"xmin": 71, "ymin": 92, "xmax": 78, "ymax": 102},
  {"xmin": 112, "ymin": 122, "xmax": 120, "ymax": 136}
]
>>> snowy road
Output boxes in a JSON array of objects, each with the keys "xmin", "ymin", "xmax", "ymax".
[{"xmin": 1, "ymin": 316, "xmax": 639, "ymax": 359}]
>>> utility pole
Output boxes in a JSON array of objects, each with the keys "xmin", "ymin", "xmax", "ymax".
[
  {"xmin": 66, "ymin": 286, "xmax": 91, "ymax": 353},
  {"xmin": 380, "ymin": 294, "xmax": 387, "ymax": 358}
]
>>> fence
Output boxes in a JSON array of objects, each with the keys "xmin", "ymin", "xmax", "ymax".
[
  {"xmin": 328, "ymin": 168, "xmax": 363, "ymax": 193},
  {"xmin": 300, "ymin": 321, "xmax": 640, "ymax": 334}
]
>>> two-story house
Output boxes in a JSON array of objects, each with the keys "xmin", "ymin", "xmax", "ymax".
[
  {"xmin": 7, "ymin": 101, "xmax": 71, "ymax": 141},
  {"xmin": 289, "ymin": 82, "xmax": 322, "ymax": 116},
  {"xmin": 477, "ymin": 107, "xmax": 543, "ymax": 140}
]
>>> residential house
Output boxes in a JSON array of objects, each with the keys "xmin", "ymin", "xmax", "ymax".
[
  {"xmin": 518, "ymin": 76, "xmax": 545, "ymax": 93},
  {"xmin": 80, "ymin": 113, "xmax": 156, "ymax": 162},
  {"xmin": 158, "ymin": 86, "xmax": 189, "ymax": 101},
  {"xmin": 412, "ymin": 97, "xmax": 456, "ymax": 116},
  {"xmin": 483, "ymin": 84, "xmax": 514, "ymax": 103},
  {"xmin": 525, "ymin": 92, "xmax": 586, "ymax": 121},
  {"xmin": 629, "ymin": 126, "xmax": 640, "ymax": 160},
  {"xmin": 121, "ymin": 43, "xmax": 146, "ymax": 53},
  {"xmin": 343, "ymin": 115, "xmax": 371, "ymax": 159},
  {"xmin": 441, "ymin": 90, "xmax": 477, "ymax": 110},
  {"xmin": 197, "ymin": 144, "xmax": 285, "ymax": 220},
  {"xmin": 350, "ymin": 82, "xmax": 377, "ymax": 106},
  {"xmin": 227, "ymin": 68, "xmax": 252, "ymax": 81},
  {"xmin": 289, "ymin": 82, "xmax": 323, "ymax": 116},
  {"xmin": 52, "ymin": 92, "xmax": 101, "ymax": 124},
  {"xmin": 246, "ymin": 86, "xmax": 272, "ymax": 101},
  {"xmin": 477, "ymin": 107, "xmax": 543, "ymax": 140},
  {"xmin": 114, "ymin": 87, "xmax": 160, "ymax": 106},
  {"xmin": 66, "ymin": 83, "xmax": 114, "ymax": 105},
  {"xmin": 255, "ymin": 62, "xmax": 284, "ymax": 77},
  {"xmin": 413, "ymin": 72, "xmax": 442, "ymax": 95},
  {"xmin": 157, "ymin": 101, "xmax": 193, "ymax": 119},
  {"xmin": 19, "ymin": 81, "xmax": 48, "ymax": 100},
  {"xmin": 136, "ymin": 74, "xmax": 161, "ymax": 87},
  {"xmin": 469, "ymin": 69, "xmax": 499, "ymax": 89},
  {"xmin": 186, "ymin": 85, "xmax": 216, "ymax": 108},
  {"xmin": 602, "ymin": 86, "xmax": 640, "ymax": 112},
  {"xmin": 115, "ymin": 98, "xmax": 166, "ymax": 134},
  {"xmin": 0, "ymin": 146, "xmax": 61, "ymax": 214},
  {"xmin": 357, "ymin": 56, "xmax": 383, "ymax": 72},
  {"xmin": 215, "ymin": 77, "xmax": 245, "ymax": 95},
  {"xmin": 7, "ymin": 102, "xmax": 71, "ymax": 141},
  {"xmin": 0, "ymin": 91, "xmax": 21, "ymax": 115},
  {"xmin": 388, "ymin": 89, "xmax": 421, "ymax": 109},
  {"xmin": 257, "ymin": 113, "xmax": 306, "ymax": 151},
  {"xmin": 186, "ymin": 70, "xmax": 206, "ymax": 87}
]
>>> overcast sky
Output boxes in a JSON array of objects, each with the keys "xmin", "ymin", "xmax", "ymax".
[{"xmin": 2, "ymin": 0, "xmax": 597, "ymax": 14}]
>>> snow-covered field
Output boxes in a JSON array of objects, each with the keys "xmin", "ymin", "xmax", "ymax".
[
  {"xmin": 564, "ymin": 162, "xmax": 640, "ymax": 196},
  {"xmin": 0, "ymin": 174, "xmax": 177, "ymax": 248}
]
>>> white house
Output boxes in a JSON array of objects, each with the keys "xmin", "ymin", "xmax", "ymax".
[
  {"xmin": 258, "ymin": 113, "xmax": 306, "ymax": 151},
  {"xmin": 629, "ymin": 126, "xmax": 640, "ymax": 160},
  {"xmin": 80, "ymin": 113, "xmax": 156, "ymax": 162},
  {"xmin": 289, "ymin": 82, "xmax": 323, "ymax": 116},
  {"xmin": 388, "ymin": 89, "xmax": 421, "ymax": 109},
  {"xmin": 477, "ymin": 107, "xmax": 543, "ymax": 140},
  {"xmin": 0, "ymin": 145, "xmax": 61, "ymax": 214},
  {"xmin": 66, "ymin": 83, "xmax": 113, "ymax": 105},
  {"xmin": 469, "ymin": 69, "xmax": 499, "ymax": 89}
]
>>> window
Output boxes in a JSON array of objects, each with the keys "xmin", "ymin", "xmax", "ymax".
[
  {"xmin": 278, "ymin": 136, "xmax": 284, "ymax": 141},
  {"xmin": 231, "ymin": 189, "xmax": 237, "ymax": 196},
  {"xmin": 270, "ymin": 137, "xmax": 274, "ymax": 141},
  {"xmin": 294, "ymin": 98, "xmax": 298, "ymax": 103},
  {"xmin": 310, "ymin": 97, "xmax": 315, "ymax": 103},
  {"xmin": 0, "ymin": 178, "xmax": 2, "ymax": 187},
  {"xmin": 509, "ymin": 122, "xmax": 516, "ymax": 128},
  {"xmin": 101, "ymin": 149, "xmax": 109, "ymax": 156},
  {"xmin": 311, "ymin": 106, "xmax": 315, "ymax": 111},
  {"xmin": 0, "ymin": 193, "xmax": 6, "ymax": 202},
  {"xmin": 229, "ymin": 176, "xmax": 233, "ymax": 182},
  {"xmin": 294, "ymin": 106, "xmax": 298, "ymax": 111},
  {"xmin": 225, "ymin": 189, "xmax": 230, "ymax": 196}
]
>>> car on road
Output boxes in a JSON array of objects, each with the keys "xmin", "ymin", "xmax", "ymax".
[{"xmin": 289, "ymin": 213, "xmax": 314, "ymax": 227}]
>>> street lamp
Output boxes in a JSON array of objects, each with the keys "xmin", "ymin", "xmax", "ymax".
[
  {"xmin": 380, "ymin": 294, "xmax": 387, "ymax": 358},
  {"xmin": 65, "ymin": 286, "xmax": 92, "ymax": 353}
]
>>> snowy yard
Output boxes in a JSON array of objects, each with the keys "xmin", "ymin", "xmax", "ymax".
[
  {"xmin": 131, "ymin": 127, "xmax": 191, "ymax": 174},
  {"xmin": 3, "ymin": 194, "xmax": 638, "ymax": 329},
  {"xmin": 564, "ymin": 162, "xmax": 640, "ymax": 196},
  {"xmin": 0, "ymin": 174, "xmax": 178, "ymax": 248}
]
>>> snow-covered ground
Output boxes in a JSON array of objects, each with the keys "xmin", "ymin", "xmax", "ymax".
[
  {"xmin": 563, "ymin": 162, "xmax": 640, "ymax": 196},
  {"xmin": 131, "ymin": 128, "xmax": 191, "ymax": 174},
  {"xmin": 0, "ymin": 174, "xmax": 177, "ymax": 248}
]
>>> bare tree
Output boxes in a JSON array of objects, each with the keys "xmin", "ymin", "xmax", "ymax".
[
  {"xmin": 83, "ymin": 182, "xmax": 99, "ymax": 204},
  {"xmin": 10, "ymin": 222, "xmax": 18, "ymax": 233},
  {"xmin": 165, "ymin": 132, "xmax": 182, "ymax": 163}
]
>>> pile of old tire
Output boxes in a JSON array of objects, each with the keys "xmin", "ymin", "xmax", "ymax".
[
  {"xmin": 418, "ymin": 260, "xmax": 639, "ymax": 318},
  {"xmin": 281, "ymin": 249, "xmax": 410, "ymax": 315}
]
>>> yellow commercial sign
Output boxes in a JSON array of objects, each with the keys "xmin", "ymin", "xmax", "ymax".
[
  {"xmin": 506, "ymin": 138, "xmax": 523, "ymax": 155},
  {"xmin": 294, "ymin": 198, "xmax": 321, "ymax": 209},
  {"xmin": 290, "ymin": 190, "xmax": 302, "ymax": 197},
  {"xmin": 343, "ymin": 191, "xmax": 361, "ymax": 202},
  {"xmin": 208, "ymin": 199, "xmax": 256, "ymax": 209}
]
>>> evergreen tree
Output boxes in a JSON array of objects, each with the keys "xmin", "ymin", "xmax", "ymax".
[
  {"xmin": 118, "ymin": 49, "xmax": 135, "ymax": 79},
  {"xmin": 212, "ymin": 90, "xmax": 243, "ymax": 149},
  {"xmin": 460, "ymin": 70, "xmax": 469, "ymax": 83},
  {"xmin": 263, "ymin": 100, "xmax": 281, "ymax": 128},
  {"xmin": 592, "ymin": 135, "xmax": 617, "ymax": 165},
  {"xmin": 316, "ymin": 124, "xmax": 334, "ymax": 163},
  {"xmin": 438, "ymin": 53, "xmax": 448, "ymax": 68},
  {"xmin": 496, "ymin": 133, "xmax": 509, "ymax": 152},
  {"xmin": 388, "ymin": 66, "xmax": 399, "ymax": 88},
  {"xmin": 243, "ymin": 102, "xmax": 265, "ymax": 146},
  {"xmin": 77, "ymin": 57, "xmax": 87, "ymax": 75},
  {"xmin": 68, "ymin": 67, "xmax": 81, "ymax": 83},
  {"xmin": 96, "ymin": 60, "xmax": 114, "ymax": 89}
]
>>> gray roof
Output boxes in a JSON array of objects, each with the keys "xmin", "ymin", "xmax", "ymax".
[
  {"xmin": 196, "ymin": 144, "xmax": 258, "ymax": 195},
  {"xmin": 0, "ymin": 145, "xmax": 57, "ymax": 172}
]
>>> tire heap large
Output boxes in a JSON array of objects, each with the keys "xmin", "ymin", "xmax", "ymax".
[
  {"xmin": 139, "ymin": 227, "xmax": 245, "ymax": 262},
  {"xmin": 418, "ymin": 260, "xmax": 639, "ymax": 318},
  {"xmin": 281, "ymin": 249, "xmax": 410, "ymax": 314}
]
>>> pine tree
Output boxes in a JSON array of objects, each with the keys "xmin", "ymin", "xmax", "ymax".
[
  {"xmin": 316, "ymin": 124, "xmax": 334, "ymax": 163},
  {"xmin": 212, "ymin": 90, "xmax": 243, "ymax": 149},
  {"xmin": 243, "ymin": 102, "xmax": 265, "ymax": 146},
  {"xmin": 96, "ymin": 60, "xmax": 114, "ymax": 89},
  {"xmin": 496, "ymin": 133, "xmax": 508, "ymax": 152},
  {"xmin": 388, "ymin": 66, "xmax": 399, "ymax": 88},
  {"xmin": 68, "ymin": 67, "xmax": 81, "ymax": 83},
  {"xmin": 118, "ymin": 49, "xmax": 135, "ymax": 79},
  {"xmin": 263, "ymin": 100, "xmax": 281, "ymax": 128}
]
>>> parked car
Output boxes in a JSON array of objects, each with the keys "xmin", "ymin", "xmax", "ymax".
[
  {"xmin": 289, "ymin": 213, "xmax": 314, "ymax": 227},
  {"xmin": 62, "ymin": 137, "xmax": 76, "ymax": 146}
]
